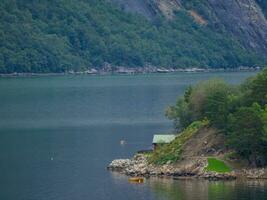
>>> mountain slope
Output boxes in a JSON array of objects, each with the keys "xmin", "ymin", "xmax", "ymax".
[
  {"xmin": 111, "ymin": 0, "xmax": 267, "ymax": 56},
  {"xmin": 109, "ymin": 0, "xmax": 181, "ymax": 19},
  {"xmin": 0, "ymin": 0, "xmax": 266, "ymax": 73},
  {"xmin": 256, "ymin": 0, "xmax": 267, "ymax": 17},
  {"xmin": 182, "ymin": 0, "xmax": 267, "ymax": 56}
]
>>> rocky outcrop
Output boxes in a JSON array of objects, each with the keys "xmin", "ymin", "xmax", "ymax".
[
  {"xmin": 108, "ymin": 0, "xmax": 157, "ymax": 19},
  {"xmin": 108, "ymin": 154, "xmax": 267, "ymax": 180},
  {"xmin": 110, "ymin": 0, "xmax": 267, "ymax": 55},
  {"xmin": 109, "ymin": 0, "xmax": 181, "ymax": 19},
  {"xmin": 107, "ymin": 154, "xmax": 237, "ymax": 180},
  {"xmin": 181, "ymin": 127, "xmax": 226, "ymax": 159},
  {"xmin": 240, "ymin": 168, "xmax": 267, "ymax": 179},
  {"xmin": 207, "ymin": 0, "xmax": 267, "ymax": 55}
]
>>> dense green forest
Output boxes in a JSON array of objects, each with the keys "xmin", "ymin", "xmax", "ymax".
[
  {"xmin": 0, "ymin": 0, "xmax": 265, "ymax": 73},
  {"xmin": 166, "ymin": 69, "xmax": 267, "ymax": 167}
]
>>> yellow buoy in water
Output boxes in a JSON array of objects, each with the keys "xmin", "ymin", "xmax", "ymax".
[{"xmin": 128, "ymin": 177, "xmax": 144, "ymax": 183}]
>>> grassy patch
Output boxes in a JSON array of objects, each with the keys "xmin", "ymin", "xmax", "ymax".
[
  {"xmin": 205, "ymin": 158, "xmax": 231, "ymax": 173},
  {"xmin": 149, "ymin": 119, "xmax": 209, "ymax": 165}
]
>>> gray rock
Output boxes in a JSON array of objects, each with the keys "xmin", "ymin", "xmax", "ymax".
[
  {"xmin": 108, "ymin": 154, "xmax": 267, "ymax": 180},
  {"xmin": 109, "ymin": 0, "xmax": 267, "ymax": 55}
]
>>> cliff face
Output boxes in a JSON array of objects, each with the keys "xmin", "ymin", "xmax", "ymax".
[
  {"xmin": 206, "ymin": 0, "xmax": 267, "ymax": 56},
  {"xmin": 110, "ymin": 0, "xmax": 267, "ymax": 55},
  {"xmin": 109, "ymin": 0, "xmax": 157, "ymax": 19},
  {"xmin": 109, "ymin": 0, "xmax": 181, "ymax": 19}
]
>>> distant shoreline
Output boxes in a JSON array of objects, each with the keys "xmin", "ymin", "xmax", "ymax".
[{"xmin": 0, "ymin": 67, "xmax": 261, "ymax": 77}]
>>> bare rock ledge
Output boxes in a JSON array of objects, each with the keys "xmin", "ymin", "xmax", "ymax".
[{"xmin": 107, "ymin": 154, "xmax": 240, "ymax": 180}]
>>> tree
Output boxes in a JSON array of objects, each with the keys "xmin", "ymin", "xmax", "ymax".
[
  {"xmin": 247, "ymin": 68, "xmax": 267, "ymax": 106},
  {"xmin": 204, "ymin": 89, "xmax": 229, "ymax": 129},
  {"xmin": 166, "ymin": 98, "xmax": 193, "ymax": 130},
  {"xmin": 227, "ymin": 103, "xmax": 267, "ymax": 166},
  {"xmin": 167, "ymin": 70, "xmax": 267, "ymax": 166}
]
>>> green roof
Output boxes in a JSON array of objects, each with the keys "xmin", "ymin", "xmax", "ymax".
[{"xmin": 152, "ymin": 135, "xmax": 176, "ymax": 144}]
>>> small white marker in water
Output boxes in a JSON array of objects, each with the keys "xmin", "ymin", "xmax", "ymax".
[
  {"xmin": 51, "ymin": 157, "xmax": 54, "ymax": 161},
  {"xmin": 120, "ymin": 140, "xmax": 126, "ymax": 145}
]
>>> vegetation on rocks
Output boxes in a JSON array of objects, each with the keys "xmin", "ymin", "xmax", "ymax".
[
  {"xmin": 166, "ymin": 69, "xmax": 267, "ymax": 167},
  {"xmin": 149, "ymin": 120, "xmax": 209, "ymax": 165},
  {"xmin": 108, "ymin": 70, "xmax": 267, "ymax": 179}
]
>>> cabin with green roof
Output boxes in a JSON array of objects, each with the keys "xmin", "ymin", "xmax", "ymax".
[{"xmin": 152, "ymin": 134, "xmax": 176, "ymax": 150}]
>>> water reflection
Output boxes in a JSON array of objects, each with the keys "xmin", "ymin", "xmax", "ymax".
[{"xmin": 147, "ymin": 178, "xmax": 267, "ymax": 200}]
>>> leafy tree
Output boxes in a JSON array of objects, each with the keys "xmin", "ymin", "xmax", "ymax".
[
  {"xmin": 244, "ymin": 68, "xmax": 267, "ymax": 106},
  {"xmin": 166, "ymin": 80, "xmax": 233, "ymax": 130},
  {"xmin": 203, "ymin": 88, "xmax": 230, "ymax": 129},
  {"xmin": 188, "ymin": 79, "xmax": 232, "ymax": 122},
  {"xmin": 226, "ymin": 103, "xmax": 267, "ymax": 166},
  {"xmin": 167, "ymin": 70, "xmax": 267, "ymax": 166},
  {"xmin": 166, "ymin": 98, "xmax": 193, "ymax": 130},
  {"xmin": 262, "ymin": 105, "xmax": 267, "ymax": 142}
]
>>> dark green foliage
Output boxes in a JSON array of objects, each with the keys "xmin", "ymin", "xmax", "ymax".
[
  {"xmin": 166, "ymin": 79, "xmax": 235, "ymax": 130},
  {"xmin": 0, "ymin": 0, "xmax": 265, "ymax": 73},
  {"xmin": 203, "ymin": 86, "xmax": 232, "ymax": 129},
  {"xmin": 242, "ymin": 69, "xmax": 267, "ymax": 106},
  {"xmin": 167, "ymin": 69, "xmax": 267, "ymax": 166},
  {"xmin": 165, "ymin": 98, "xmax": 193, "ymax": 130},
  {"xmin": 226, "ymin": 103, "xmax": 267, "ymax": 166}
]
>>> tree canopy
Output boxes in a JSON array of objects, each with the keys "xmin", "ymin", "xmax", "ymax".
[
  {"xmin": 0, "ymin": 0, "xmax": 265, "ymax": 73},
  {"xmin": 167, "ymin": 69, "xmax": 267, "ymax": 166}
]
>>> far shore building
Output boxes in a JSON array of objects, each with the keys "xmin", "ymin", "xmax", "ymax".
[{"xmin": 152, "ymin": 134, "xmax": 176, "ymax": 150}]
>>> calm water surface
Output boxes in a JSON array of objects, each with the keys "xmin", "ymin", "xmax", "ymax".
[{"xmin": 0, "ymin": 72, "xmax": 266, "ymax": 200}]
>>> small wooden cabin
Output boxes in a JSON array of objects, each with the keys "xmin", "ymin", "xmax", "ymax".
[{"xmin": 152, "ymin": 135, "xmax": 176, "ymax": 150}]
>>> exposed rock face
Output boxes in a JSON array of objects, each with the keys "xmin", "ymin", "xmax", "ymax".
[
  {"xmin": 109, "ymin": 0, "xmax": 157, "ymax": 19},
  {"xmin": 108, "ymin": 154, "xmax": 267, "ymax": 180},
  {"xmin": 109, "ymin": 0, "xmax": 267, "ymax": 55},
  {"xmin": 108, "ymin": 154, "xmax": 203, "ymax": 176},
  {"xmin": 181, "ymin": 127, "xmax": 226, "ymax": 159},
  {"xmin": 107, "ymin": 154, "xmax": 237, "ymax": 180},
  {"xmin": 207, "ymin": 0, "xmax": 267, "ymax": 55},
  {"xmin": 241, "ymin": 168, "xmax": 267, "ymax": 179},
  {"xmin": 109, "ymin": 0, "xmax": 181, "ymax": 19}
]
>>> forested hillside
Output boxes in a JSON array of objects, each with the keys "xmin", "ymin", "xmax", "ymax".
[
  {"xmin": 0, "ymin": 0, "xmax": 266, "ymax": 73},
  {"xmin": 166, "ymin": 69, "xmax": 267, "ymax": 166}
]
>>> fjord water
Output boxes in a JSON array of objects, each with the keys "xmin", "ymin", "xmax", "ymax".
[{"xmin": 0, "ymin": 72, "xmax": 266, "ymax": 200}]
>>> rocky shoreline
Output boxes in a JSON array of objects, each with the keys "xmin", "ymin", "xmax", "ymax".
[
  {"xmin": 107, "ymin": 154, "xmax": 267, "ymax": 180},
  {"xmin": 0, "ymin": 66, "xmax": 261, "ymax": 77}
]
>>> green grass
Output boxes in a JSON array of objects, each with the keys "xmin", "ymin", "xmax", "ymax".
[{"xmin": 205, "ymin": 158, "xmax": 232, "ymax": 173}]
